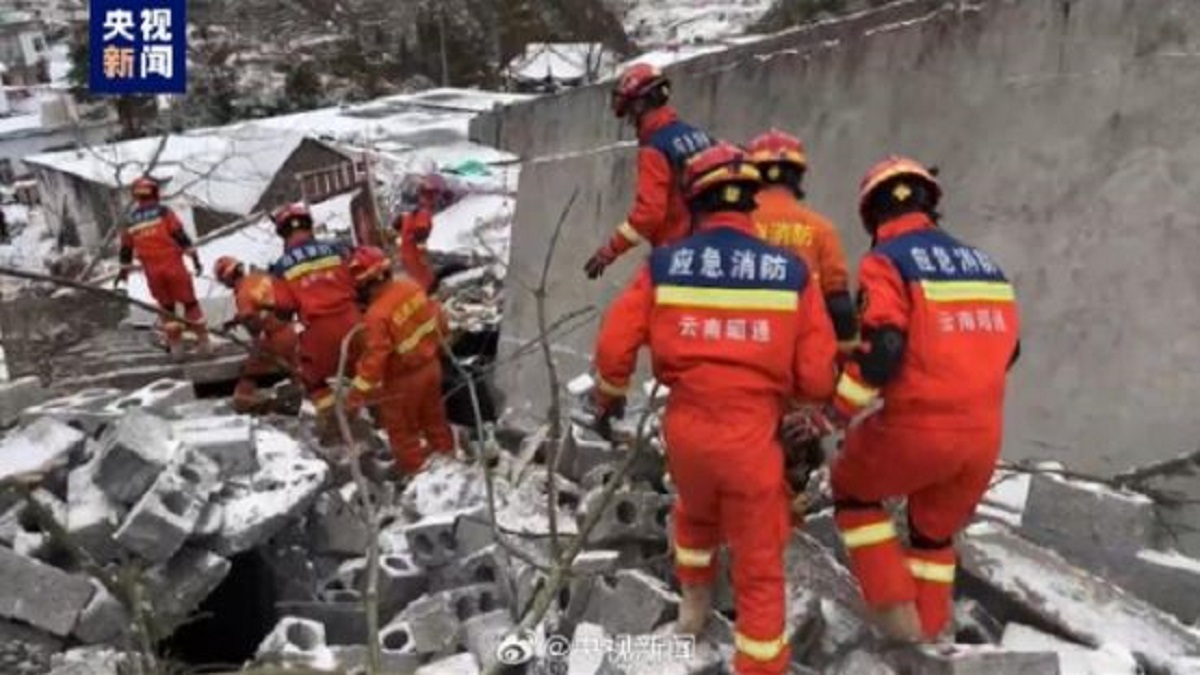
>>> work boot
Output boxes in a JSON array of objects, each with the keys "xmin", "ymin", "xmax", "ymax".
[
  {"xmin": 870, "ymin": 602, "xmax": 923, "ymax": 643},
  {"xmin": 677, "ymin": 584, "xmax": 713, "ymax": 637}
]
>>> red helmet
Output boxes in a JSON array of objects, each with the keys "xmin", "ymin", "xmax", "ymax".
[
  {"xmin": 212, "ymin": 256, "xmax": 243, "ymax": 287},
  {"xmin": 131, "ymin": 176, "xmax": 159, "ymax": 200},
  {"xmin": 858, "ymin": 155, "xmax": 941, "ymax": 220},
  {"xmin": 747, "ymin": 129, "xmax": 807, "ymax": 170},
  {"xmin": 683, "ymin": 142, "xmax": 762, "ymax": 203},
  {"xmin": 611, "ymin": 63, "xmax": 669, "ymax": 119},
  {"xmin": 347, "ymin": 246, "xmax": 391, "ymax": 287},
  {"xmin": 270, "ymin": 202, "xmax": 313, "ymax": 237}
]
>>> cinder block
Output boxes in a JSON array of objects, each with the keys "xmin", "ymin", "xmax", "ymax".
[
  {"xmin": 398, "ymin": 593, "xmax": 462, "ymax": 654},
  {"xmin": 1114, "ymin": 550, "xmax": 1200, "ymax": 624},
  {"xmin": 72, "ymin": 581, "xmax": 129, "ymax": 646},
  {"xmin": 114, "ymin": 452, "xmax": 220, "ymax": 562},
  {"xmin": 405, "ymin": 506, "xmax": 491, "ymax": 569},
  {"xmin": 206, "ymin": 453, "xmax": 328, "ymax": 556},
  {"xmin": 308, "ymin": 491, "xmax": 369, "ymax": 556},
  {"xmin": 1001, "ymin": 623, "xmax": 1138, "ymax": 674},
  {"xmin": 335, "ymin": 553, "xmax": 429, "ymax": 620},
  {"xmin": 0, "ymin": 546, "xmax": 95, "ymax": 636},
  {"xmin": 256, "ymin": 616, "xmax": 331, "ymax": 667},
  {"xmin": 19, "ymin": 388, "xmax": 124, "ymax": 436},
  {"xmin": 414, "ymin": 653, "xmax": 480, "ymax": 675},
  {"xmin": 573, "ymin": 569, "xmax": 678, "ymax": 636},
  {"xmin": 0, "ymin": 376, "xmax": 51, "ymax": 428},
  {"xmin": 374, "ymin": 620, "xmax": 424, "ymax": 673},
  {"xmin": 564, "ymin": 424, "xmax": 622, "ymax": 482},
  {"xmin": 0, "ymin": 417, "xmax": 86, "ymax": 483},
  {"xmin": 1021, "ymin": 473, "xmax": 1159, "ymax": 568},
  {"xmin": 582, "ymin": 488, "xmax": 672, "ymax": 546},
  {"xmin": 65, "ymin": 454, "xmax": 126, "ymax": 563},
  {"xmin": 103, "ymin": 378, "xmax": 195, "ymax": 415},
  {"xmin": 94, "ymin": 408, "xmax": 179, "ymax": 505},
  {"xmin": 954, "ymin": 598, "xmax": 1003, "ymax": 645},
  {"xmin": 288, "ymin": 601, "xmax": 366, "ymax": 646},
  {"xmin": 182, "ymin": 355, "xmax": 244, "ymax": 384},
  {"xmin": 463, "ymin": 609, "xmax": 515, "ymax": 673},
  {"xmin": 431, "ymin": 545, "xmax": 501, "ymax": 591},
  {"xmin": 145, "ymin": 547, "xmax": 231, "ymax": 634},
  {"xmin": 172, "ymin": 415, "xmax": 257, "ymax": 477},
  {"xmin": 890, "ymin": 644, "xmax": 1061, "ymax": 675}
]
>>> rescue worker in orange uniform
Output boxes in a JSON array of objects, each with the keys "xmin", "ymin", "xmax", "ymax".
[
  {"xmin": 748, "ymin": 129, "xmax": 857, "ymax": 347},
  {"xmin": 592, "ymin": 143, "xmax": 837, "ymax": 674},
  {"xmin": 787, "ymin": 157, "xmax": 1021, "ymax": 642},
  {"xmin": 213, "ymin": 256, "xmax": 300, "ymax": 414},
  {"xmin": 583, "ymin": 63, "xmax": 714, "ymax": 279},
  {"xmin": 392, "ymin": 175, "xmax": 444, "ymax": 292},
  {"xmin": 115, "ymin": 176, "xmax": 210, "ymax": 356},
  {"xmin": 346, "ymin": 246, "xmax": 455, "ymax": 474},
  {"xmin": 268, "ymin": 202, "xmax": 362, "ymax": 443}
]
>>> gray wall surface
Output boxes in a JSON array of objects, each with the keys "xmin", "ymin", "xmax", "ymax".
[{"xmin": 492, "ymin": 0, "xmax": 1200, "ymax": 475}]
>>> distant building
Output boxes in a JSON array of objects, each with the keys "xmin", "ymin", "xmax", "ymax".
[
  {"xmin": 0, "ymin": 11, "xmax": 49, "ymax": 86},
  {"xmin": 504, "ymin": 42, "xmax": 619, "ymax": 93},
  {"xmin": 0, "ymin": 92, "xmax": 117, "ymax": 183}
]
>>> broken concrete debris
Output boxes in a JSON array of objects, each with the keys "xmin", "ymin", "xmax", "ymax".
[
  {"xmin": 102, "ymin": 377, "xmax": 195, "ymax": 415},
  {"xmin": 0, "ymin": 546, "xmax": 94, "ymax": 636},
  {"xmin": 0, "ymin": 376, "xmax": 51, "ymax": 428},
  {"xmin": 93, "ymin": 407, "xmax": 179, "ymax": 504},
  {"xmin": 0, "ymin": 416, "xmax": 85, "ymax": 483}
]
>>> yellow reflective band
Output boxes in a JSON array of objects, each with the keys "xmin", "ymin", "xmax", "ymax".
[
  {"xmin": 395, "ymin": 317, "xmax": 440, "ymax": 355},
  {"xmin": 596, "ymin": 375, "xmax": 628, "ymax": 397},
  {"xmin": 617, "ymin": 221, "xmax": 643, "ymax": 244},
  {"xmin": 920, "ymin": 280, "xmax": 1015, "ymax": 303},
  {"xmin": 835, "ymin": 373, "xmax": 879, "ymax": 408},
  {"xmin": 656, "ymin": 285, "xmax": 797, "ymax": 311},
  {"xmin": 840, "ymin": 521, "xmax": 897, "ymax": 549},
  {"xmin": 734, "ymin": 631, "xmax": 786, "ymax": 662},
  {"xmin": 314, "ymin": 394, "xmax": 336, "ymax": 411},
  {"xmin": 908, "ymin": 558, "xmax": 956, "ymax": 583},
  {"xmin": 674, "ymin": 545, "xmax": 714, "ymax": 568},
  {"xmin": 351, "ymin": 376, "xmax": 377, "ymax": 392},
  {"xmin": 283, "ymin": 256, "xmax": 342, "ymax": 281}
]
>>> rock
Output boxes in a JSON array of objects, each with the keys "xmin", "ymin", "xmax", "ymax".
[
  {"xmin": 19, "ymin": 388, "xmax": 123, "ymax": 436},
  {"xmin": 463, "ymin": 609, "xmax": 515, "ymax": 672},
  {"xmin": 889, "ymin": 644, "xmax": 1061, "ymax": 675},
  {"xmin": 46, "ymin": 646, "xmax": 133, "ymax": 675},
  {"xmin": 400, "ymin": 458, "xmax": 489, "ymax": 520},
  {"xmin": 72, "ymin": 581, "xmax": 130, "ymax": 646},
  {"xmin": 308, "ymin": 489, "xmax": 369, "ymax": 556},
  {"xmin": 65, "ymin": 453, "xmax": 126, "ymax": 563},
  {"xmin": 204, "ymin": 426, "xmax": 328, "ymax": 555},
  {"xmin": 959, "ymin": 523, "xmax": 1200, "ymax": 668},
  {"xmin": 414, "ymin": 652, "xmax": 480, "ymax": 675},
  {"xmin": 256, "ymin": 616, "xmax": 336, "ymax": 670},
  {"xmin": 0, "ymin": 376, "xmax": 51, "ymax": 428},
  {"xmin": 572, "ymin": 569, "xmax": 678, "ymax": 636},
  {"xmin": 783, "ymin": 531, "xmax": 872, "ymax": 668},
  {"xmin": 172, "ymin": 415, "xmax": 258, "ymax": 477},
  {"xmin": 1001, "ymin": 623, "xmax": 1138, "ymax": 674},
  {"xmin": 0, "ymin": 417, "xmax": 86, "ymax": 482},
  {"xmin": 0, "ymin": 546, "xmax": 95, "ymax": 636},
  {"xmin": 582, "ymin": 488, "xmax": 672, "ymax": 546},
  {"xmin": 114, "ymin": 451, "xmax": 220, "ymax": 562},
  {"xmin": 145, "ymin": 547, "xmax": 231, "ymax": 633},
  {"xmin": 93, "ymin": 409, "xmax": 179, "ymax": 505},
  {"xmin": 1021, "ymin": 473, "xmax": 1159, "ymax": 571},
  {"xmin": 102, "ymin": 378, "xmax": 195, "ymax": 415}
]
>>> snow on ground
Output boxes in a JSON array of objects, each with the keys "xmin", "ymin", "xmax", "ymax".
[
  {"xmin": 622, "ymin": 0, "xmax": 774, "ymax": 46},
  {"xmin": 428, "ymin": 193, "xmax": 516, "ymax": 262},
  {"xmin": 977, "ymin": 470, "xmax": 1031, "ymax": 526},
  {"xmin": 0, "ymin": 205, "xmax": 58, "ymax": 282}
]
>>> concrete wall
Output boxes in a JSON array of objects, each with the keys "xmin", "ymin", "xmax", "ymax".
[{"xmin": 494, "ymin": 0, "xmax": 1200, "ymax": 475}]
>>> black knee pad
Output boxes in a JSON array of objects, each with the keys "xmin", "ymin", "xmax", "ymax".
[{"xmin": 908, "ymin": 519, "xmax": 953, "ymax": 550}]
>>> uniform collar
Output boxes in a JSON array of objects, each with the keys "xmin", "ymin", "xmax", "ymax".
[
  {"xmin": 695, "ymin": 211, "xmax": 756, "ymax": 236},
  {"xmin": 874, "ymin": 212, "xmax": 935, "ymax": 243},
  {"xmin": 637, "ymin": 105, "xmax": 678, "ymax": 142}
]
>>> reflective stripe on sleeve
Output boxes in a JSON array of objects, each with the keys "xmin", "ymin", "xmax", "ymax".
[
  {"xmin": 395, "ymin": 317, "xmax": 441, "ymax": 355},
  {"xmin": 835, "ymin": 372, "xmax": 879, "ymax": 408},
  {"xmin": 617, "ymin": 221, "xmax": 643, "ymax": 244}
]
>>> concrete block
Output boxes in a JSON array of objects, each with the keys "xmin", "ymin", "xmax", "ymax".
[
  {"xmin": 575, "ymin": 569, "xmax": 678, "ymax": 636},
  {"xmin": 431, "ymin": 544, "xmax": 501, "ymax": 591},
  {"xmin": 414, "ymin": 653, "xmax": 480, "ymax": 675},
  {"xmin": 308, "ymin": 490, "xmax": 369, "ymax": 556},
  {"xmin": 1001, "ymin": 623, "xmax": 1138, "ymax": 674},
  {"xmin": 889, "ymin": 644, "xmax": 1060, "ymax": 675},
  {"xmin": 1115, "ymin": 549, "xmax": 1200, "ymax": 624},
  {"xmin": 784, "ymin": 532, "xmax": 873, "ymax": 669},
  {"xmin": 335, "ymin": 553, "xmax": 429, "ymax": 620},
  {"xmin": 463, "ymin": 609, "xmax": 515, "ymax": 673},
  {"xmin": 256, "ymin": 616, "xmax": 335, "ymax": 668},
  {"xmin": 168, "ymin": 399, "xmax": 233, "ymax": 419},
  {"xmin": 288, "ymin": 601, "xmax": 367, "ymax": 646},
  {"xmin": 582, "ymin": 488, "xmax": 672, "ymax": 546},
  {"xmin": 580, "ymin": 463, "xmax": 623, "ymax": 492},
  {"xmin": 103, "ymin": 378, "xmax": 195, "ymax": 415},
  {"xmin": 959, "ymin": 523, "xmax": 1200, "ymax": 667},
  {"xmin": 1021, "ymin": 473, "xmax": 1159, "ymax": 571},
  {"xmin": 0, "ymin": 417, "xmax": 86, "ymax": 483},
  {"xmin": 145, "ymin": 547, "xmax": 231, "ymax": 633},
  {"xmin": 72, "ymin": 581, "xmax": 130, "ymax": 646},
  {"xmin": 564, "ymin": 423, "xmax": 622, "ymax": 482},
  {"xmin": 0, "ymin": 546, "xmax": 95, "ymax": 636},
  {"xmin": 398, "ymin": 593, "xmax": 462, "ymax": 654},
  {"xmin": 18, "ymin": 388, "xmax": 124, "ymax": 436},
  {"xmin": 94, "ymin": 408, "xmax": 179, "ymax": 505},
  {"xmin": 182, "ymin": 355, "xmax": 244, "ymax": 384},
  {"xmin": 65, "ymin": 454, "xmax": 126, "ymax": 563},
  {"xmin": 405, "ymin": 506, "xmax": 491, "ymax": 569},
  {"xmin": 955, "ymin": 598, "xmax": 1004, "ymax": 645},
  {"xmin": 114, "ymin": 451, "xmax": 219, "ymax": 562},
  {"xmin": 0, "ymin": 376, "xmax": 51, "ymax": 428},
  {"xmin": 172, "ymin": 415, "xmax": 257, "ymax": 477},
  {"xmin": 400, "ymin": 457, "xmax": 490, "ymax": 520},
  {"xmin": 206, "ymin": 450, "xmax": 328, "ymax": 556}
]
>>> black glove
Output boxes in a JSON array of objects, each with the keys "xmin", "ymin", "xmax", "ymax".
[
  {"xmin": 191, "ymin": 255, "xmax": 203, "ymax": 277},
  {"xmin": 113, "ymin": 268, "xmax": 130, "ymax": 288},
  {"xmin": 584, "ymin": 245, "xmax": 617, "ymax": 280}
]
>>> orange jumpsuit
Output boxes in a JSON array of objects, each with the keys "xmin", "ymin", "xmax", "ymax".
[
  {"xmin": 829, "ymin": 212, "xmax": 1020, "ymax": 639},
  {"xmin": 270, "ymin": 232, "xmax": 362, "ymax": 411},
  {"xmin": 601, "ymin": 106, "xmax": 714, "ymax": 260},
  {"xmin": 395, "ymin": 206, "xmax": 436, "ymax": 292},
  {"xmin": 350, "ymin": 278, "xmax": 453, "ymax": 473},
  {"xmin": 119, "ymin": 203, "xmax": 206, "ymax": 346},
  {"xmin": 230, "ymin": 272, "xmax": 299, "ymax": 408},
  {"xmin": 595, "ymin": 212, "xmax": 837, "ymax": 674},
  {"xmin": 752, "ymin": 186, "xmax": 857, "ymax": 347}
]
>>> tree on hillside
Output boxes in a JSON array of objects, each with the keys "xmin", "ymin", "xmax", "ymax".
[{"xmin": 284, "ymin": 61, "xmax": 324, "ymax": 111}]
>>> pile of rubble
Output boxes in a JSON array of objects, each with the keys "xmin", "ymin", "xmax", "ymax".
[{"xmin": 2, "ymin": 369, "xmax": 1200, "ymax": 675}]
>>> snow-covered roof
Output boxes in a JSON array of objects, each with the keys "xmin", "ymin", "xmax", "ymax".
[
  {"xmin": 505, "ymin": 43, "xmax": 617, "ymax": 83},
  {"xmin": 24, "ymin": 128, "xmax": 329, "ymax": 215}
]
